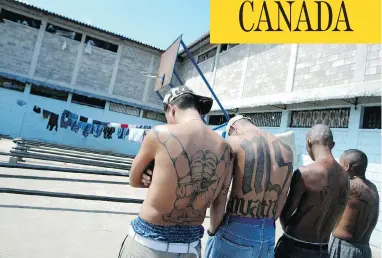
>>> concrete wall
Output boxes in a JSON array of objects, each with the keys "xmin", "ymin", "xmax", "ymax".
[
  {"xmin": 365, "ymin": 44, "xmax": 382, "ymax": 82},
  {"xmin": 77, "ymin": 47, "xmax": 116, "ymax": 93},
  {"xmin": 35, "ymin": 33, "xmax": 79, "ymax": 84},
  {"xmin": 0, "ymin": 87, "xmax": 163, "ymax": 155},
  {"xmin": 178, "ymin": 43, "xmax": 380, "ymax": 100},
  {"xmin": 0, "ymin": 20, "xmax": 38, "ymax": 75},
  {"xmin": 0, "ymin": 9, "xmax": 164, "ymax": 111}
]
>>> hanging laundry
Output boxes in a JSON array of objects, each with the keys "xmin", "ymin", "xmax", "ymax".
[
  {"xmin": 71, "ymin": 120, "xmax": 81, "ymax": 133},
  {"xmin": 109, "ymin": 122, "xmax": 121, "ymax": 128},
  {"xmin": 80, "ymin": 122, "xmax": 93, "ymax": 138},
  {"xmin": 79, "ymin": 116, "xmax": 88, "ymax": 122},
  {"xmin": 42, "ymin": 110, "xmax": 51, "ymax": 119},
  {"xmin": 121, "ymin": 124, "xmax": 128, "ymax": 129},
  {"xmin": 103, "ymin": 126, "xmax": 115, "ymax": 139},
  {"xmin": 84, "ymin": 40, "xmax": 94, "ymax": 55},
  {"xmin": 128, "ymin": 128, "xmax": 145, "ymax": 143},
  {"xmin": 61, "ymin": 110, "xmax": 72, "ymax": 128},
  {"xmin": 117, "ymin": 128, "xmax": 130, "ymax": 140},
  {"xmin": 46, "ymin": 112, "xmax": 59, "ymax": 131},
  {"xmin": 93, "ymin": 124, "xmax": 105, "ymax": 138},
  {"xmin": 33, "ymin": 106, "xmax": 41, "ymax": 114},
  {"xmin": 87, "ymin": 118, "xmax": 93, "ymax": 124}
]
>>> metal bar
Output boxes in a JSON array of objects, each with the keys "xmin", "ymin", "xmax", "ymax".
[
  {"xmin": 169, "ymin": 82, "xmax": 175, "ymax": 88},
  {"xmin": 156, "ymin": 91, "xmax": 164, "ymax": 101},
  {"xmin": 0, "ymin": 188, "xmax": 143, "ymax": 204},
  {"xmin": 0, "ymin": 162, "xmax": 128, "ymax": 177},
  {"xmin": 180, "ymin": 40, "xmax": 230, "ymax": 122},
  {"xmin": 173, "ymin": 69, "xmax": 184, "ymax": 85},
  {"xmin": 213, "ymin": 122, "xmax": 228, "ymax": 131}
]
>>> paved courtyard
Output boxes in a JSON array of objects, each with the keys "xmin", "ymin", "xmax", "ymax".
[{"xmin": 0, "ymin": 166, "xmax": 380, "ymax": 257}]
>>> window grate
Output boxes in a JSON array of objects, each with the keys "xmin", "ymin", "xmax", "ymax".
[
  {"xmin": 362, "ymin": 106, "xmax": 381, "ymax": 129},
  {"xmin": 290, "ymin": 108, "xmax": 350, "ymax": 128},
  {"xmin": 109, "ymin": 102, "xmax": 140, "ymax": 117},
  {"xmin": 245, "ymin": 112, "xmax": 282, "ymax": 127}
]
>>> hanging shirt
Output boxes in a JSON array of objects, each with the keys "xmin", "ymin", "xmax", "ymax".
[{"xmin": 128, "ymin": 128, "xmax": 145, "ymax": 143}]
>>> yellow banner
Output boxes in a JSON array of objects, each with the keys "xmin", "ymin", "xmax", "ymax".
[{"xmin": 210, "ymin": 0, "xmax": 381, "ymax": 43}]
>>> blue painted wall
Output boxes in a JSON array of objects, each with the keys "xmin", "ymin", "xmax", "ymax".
[{"xmin": 0, "ymin": 87, "xmax": 164, "ymax": 155}]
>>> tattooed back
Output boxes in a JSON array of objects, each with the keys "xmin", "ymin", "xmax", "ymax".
[
  {"xmin": 139, "ymin": 123, "xmax": 233, "ymax": 226},
  {"xmin": 226, "ymin": 129, "xmax": 294, "ymax": 219},
  {"xmin": 333, "ymin": 177, "xmax": 379, "ymax": 243},
  {"xmin": 284, "ymin": 160, "xmax": 350, "ymax": 243}
]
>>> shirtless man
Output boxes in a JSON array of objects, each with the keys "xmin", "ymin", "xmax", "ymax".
[
  {"xmin": 204, "ymin": 115, "xmax": 295, "ymax": 258},
  {"xmin": 330, "ymin": 149, "xmax": 379, "ymax": 258},
  {"xmin": 118, "ymin": 86, "xmax": 234, "ymax": 258},
  {"xmin": 275, "ymin": 124, "xmax": 350, "ymax": 258}
]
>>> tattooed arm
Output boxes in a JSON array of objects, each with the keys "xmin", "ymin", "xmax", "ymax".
[
  {"xmin": 209, "ymin": 147, "xmax": 234, "ymax": 234},
  {"xmin": 129, "ymin": 130, "xmax": 156, "ymax": 188},
  {"xmin": 280, "ymin": 168, "xmax": 305, "ymax": 229}
]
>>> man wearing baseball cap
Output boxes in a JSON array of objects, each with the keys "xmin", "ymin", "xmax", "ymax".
[
  {"xmin": 204, "ymin": 115, "xmax": 294, "ymax": 258},
  {"xmin": 118, "ymin": 85, "xmax": 234, "ymax": 258}
]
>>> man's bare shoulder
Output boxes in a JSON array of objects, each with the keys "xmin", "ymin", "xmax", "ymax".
[
  {"xmin": 350, "ymin": 178, "xmax": 379, "ymax": 201},
  {"xmin": 297, "ymin": 163, "xmax": 326, "ymax": 186}
]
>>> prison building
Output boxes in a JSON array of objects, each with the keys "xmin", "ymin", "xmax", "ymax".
[{"xmin": 176, "ymin": 34, "xmax": 381, "ymax": 250}]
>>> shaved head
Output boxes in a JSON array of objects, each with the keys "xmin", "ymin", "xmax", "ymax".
[
  {"xmin": 307, "ymin": 124, "xmax": 334, "ymax": 146},
  {"xmin": 341, "ymin": 149, "xmax": 368, "ymax": 175}
]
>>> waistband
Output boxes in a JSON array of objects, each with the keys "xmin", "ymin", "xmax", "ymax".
[
  {"xmin": 228, "ymin": 215, "xmax": 275, "ymax": 227},
  {"xmin": 331, "ymin": 236, "xmax": 370, "ymax": 248},
  {"xmin": 129, "ymin": 227, "xmax": 200, "ymax": 258},
  {"xmin": 131, "ymin": 216, "xmax": 204, "ymax": 243},
  {"xmin": 282, "ymin": 234, "xmax": 328, "ymax": 251}
]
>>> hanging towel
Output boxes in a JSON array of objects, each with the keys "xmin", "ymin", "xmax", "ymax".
[
  {"xmin": 128, "ymin": 128, "xmax": 145, "ymax": 143},
  {"xmin": 33, "ymin": 106, "xmax": 41, "ymax": 114},
  {"xmin": 87, "ymin": 118, "xmax": 93, "ymax": 124},
  {"xmin": 42, "ymin": 110, "xmax": 51, "ymax": 119},
  {"xmin": 121, "ymin": 124, "xmax": 128, "ymax": 129},
  {"xmin": 93, "ymin": 124, "xmax": 105, "ymax": 138},
  {"xmin": 110, "ymin": 123, "xmax": 121, "ymax": 128},
  {"xmin": 46, "ymin": 113, "xmax": 59, "ymax": 131}
]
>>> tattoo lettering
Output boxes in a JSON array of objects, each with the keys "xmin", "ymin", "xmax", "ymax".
[
  {"xmin": 239, "ymin": 136, "xmax": 293, "ymax": 197},
  {"xmin": 153, "ymin": 128, "xmax": 232, "ymax": 225},
  {"xmin": 227, "ymin": 197, "xmax": 278, "ymax": 217}
]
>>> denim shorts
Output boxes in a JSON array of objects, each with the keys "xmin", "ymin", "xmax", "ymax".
[{"xmin": 204, "ymin": 215, "xmax": 276, "ymax": 258}]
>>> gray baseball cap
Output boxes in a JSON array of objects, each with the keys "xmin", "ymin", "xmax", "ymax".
[{"xmin": 163, "ymin": 86, "xmax": 213, "ymax": 115}]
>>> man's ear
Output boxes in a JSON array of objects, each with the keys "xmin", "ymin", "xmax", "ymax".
[
  {"xmin": 171, "ymin": 105, "xmax": 176, "ymax": 117},
  {"xmin": 345, "ymin": 164, "xmax": 350, "ymax": 172},
  {"xmin": 307, "ymin": 137, "xmax": 312, "ymax": 146}
]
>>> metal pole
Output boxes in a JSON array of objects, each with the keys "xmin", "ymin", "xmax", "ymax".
[
  {"xmin": 213, "ymin": 122, "xmax": 228, "ymax": 131},
  {"xmin": 156, "ymin": 91, "xmax": 164, "ymax": 101},
  {"xmin": 180, "ymin": 40, "xmax": 230, "ymax": 122},
  {"xmin": 173, "ymin": 69, "xmax": 184, "ymax": 85}
]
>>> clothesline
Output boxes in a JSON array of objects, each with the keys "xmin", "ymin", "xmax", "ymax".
[{"xmin": 32, "ymin": 106, "xmax": 153, "ymax": 143}]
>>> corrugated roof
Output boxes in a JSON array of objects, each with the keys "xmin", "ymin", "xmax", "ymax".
[
  {"xmin": 179, "ymin": 31, "xmax": 210, "ymax": 55},
  {"xmin": 8, "ymin": 0, "xmax": 163, "ymax": 52}
]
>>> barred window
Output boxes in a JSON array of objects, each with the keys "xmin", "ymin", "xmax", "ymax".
[
  {"xmin": 0, "ymin": 77, "xmax": 25, "ymax": 92},
  {"xmin": 290, "ymin": 108, "xmax": 350, "ymax": 128},
  {"xmin": 361, "ymin": 106, "xmax": 381, "ymax": 129},
  {"xmin": 109, "ymin": 102, "xmax": 140, "ymax": 117},
  {"xmin": 142, "ymin": 110, "xmax": 166, "ymax": 122},
  {"xmin": 31, "ymin": 85, "xmax": 68, "ymax": 102},
  {"xmin": 208, "ymin": 114, "xmax": 235, "ymax": 126},
  {"xmin": 245, "ymin": 112, "xmax": 282, "ymax": 127}
]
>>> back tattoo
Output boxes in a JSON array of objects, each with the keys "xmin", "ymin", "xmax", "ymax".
[
  {"xmin": 153, "ymin": 128, "xmax": 233, "ymax": 225},
  {"xmin": 227, "ymin": 135, "xmax": 293, "ymax": 218}
]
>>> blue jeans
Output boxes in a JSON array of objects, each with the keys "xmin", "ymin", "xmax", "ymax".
[{"xmin": 204, "ymin": 215, "xmax": 275, "ymax": 258}]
